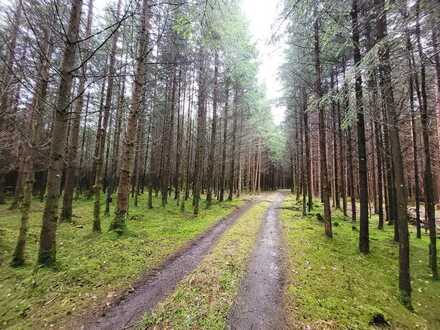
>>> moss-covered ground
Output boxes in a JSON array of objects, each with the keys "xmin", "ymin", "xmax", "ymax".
[
  {"xmin": 0, "ymin": 194, "xmax": 244, "ymax": 329},
  {"xmin": 281, "ymin": 194, "xmax": 440, "ymax": 330},
  {"xmin": 142, "ymin": 197, "xmax": 270, "ymax": 329}
]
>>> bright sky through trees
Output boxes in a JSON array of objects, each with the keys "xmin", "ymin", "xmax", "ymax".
[
  {"xmin": 92, "ymin": 0, "xmax": 285, "ymax": 123},
  {"xmin": 241, "ymin": 0, "xmax": 286, "ymax": 124}
]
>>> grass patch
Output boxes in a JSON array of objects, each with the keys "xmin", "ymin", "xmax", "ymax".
[
  {"xmin": 0, "ymin": 193, "xmax": 244, "ymax": 329},
  {"xmin": 281, "ymin": 194, "xmax": 440, "ymax": 330},
  {"xmin": 142, "ymin": 198, "xmax": 270, "ymax": 329}
]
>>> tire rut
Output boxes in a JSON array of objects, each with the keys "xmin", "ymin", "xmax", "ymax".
[
  {"xmin": 228, "ymin": 192, "xmax": 286, "ymax": 330},
  {"xmin": 80, "ymin": 198, "xmax": 259, "ymax": 330}
]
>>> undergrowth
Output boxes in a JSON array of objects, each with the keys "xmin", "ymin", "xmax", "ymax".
[
  {"xmin": 0, "ymin": 193, "xmax": 244, "ymax": 329},
  {"xmin": 281, "ymin": 194, "xmax": 440, "ymax": 330}
]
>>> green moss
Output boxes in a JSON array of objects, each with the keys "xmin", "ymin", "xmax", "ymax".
[
  {"xmin": 281, "ymin": 195, "xmax": 440, "ymax": 330},
  {"xmin": 142, "ymin": 199, "xmax": 270, "ymax": 329},
  {"xmin": 0, "ymin": 194, "xmax": 244, "ymax": 329}
]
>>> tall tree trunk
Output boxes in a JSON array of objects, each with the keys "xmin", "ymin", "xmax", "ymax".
[
  {"xmin": 76, "ymin": 93, "xmax": 91, "ymax": 198},
  {"xmin": 299, "ymin": 97, "xmax": 306, "ymax": 216},
  {"xmin": 133, "ymin": 110, "xmax": 146, "ymax": 207},
  {"xmin": 416, "ymin": 0, "xmax": 438, "ymax": 279},
  {"xmin": 219, "ymin": 78, "xmax": 230, "ymax": 202},
  {"xmin": 181, "ymin": 69, "xmax": 194, "ymax": 209},
  {"xmin": 37, "ymin": 0, "xmax": 83, "ymax": 266},
  {"xmin": 61, "ymin": 0, "xmax": 95, "ymax": 222},
  {"xmin": 161, "ymin": 65, "xmax": 177, "ymax": 207},
  {"xmin": 11, "ymin": 24, "xmax": 52, "ymax": 265},
  {"xmin": 366, "ymin": 15, "xmax": 384, "ymax": 229},
  {"xmin": 106, "ymin": 48, "xmax": 128, "ymax": 215},
  {"xmin": 303, "ymin": 89, "xmax": 313, "ymax": 212},
  {"xmin": 330, "ymin": 71, "xmax": 340, "ymax": 209},
  {"xmin": 193, "ymin": 50, "xmax": 207, "ymax": 215},
  {"xmin": 93, "ymin": 0, "xmax": 121, "ymax": 231},
  {"xmin": 110, "ymin": 0, "xmax": 150, "ymax": 232},
  {"xmin": 174, "ymin": 69, "xmax": 184, "ymax": 203},
  {"xmin": 374, "ymin": 116, "xmax": 385, "ymax": 230},
  {"xmin": 352, "ymin": 0, "xmax": 369, "ymax": 253},
  {"xmin": 314, "ymin": 10, "xmax": 332, "ymax": 237},
  {"xmin": 206, "ymin": 51, "xmax": 219, "ymax": 207},
  {"xmin": 336, "ymin": 74, "xmax": 347, "ymax": 216},
  {"xmin": 228, "ymin": 84, "xmax": 239, "ymax": 201},
  {"xmin": 403, "ymin": 26, "xmax": 422, "ymax": 238},
  {"xmin": 376, "ymin": 0, "xmax": 412, "ymax": 305},
  {"xmin": 11, "ymin": 107, "xmax": 34, "ymax": 266},
  {"xmin": 4, "ymin": 0, "xmax": 23, "ymax": 209}
]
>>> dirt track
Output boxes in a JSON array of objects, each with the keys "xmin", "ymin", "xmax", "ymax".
[
  {"xmin": 228, "ymin": 192, "xmax": 286, "ymax": 330},
  {"xmin": 80, "ymin": 198, "xmax": 258, "ymax": 330}
]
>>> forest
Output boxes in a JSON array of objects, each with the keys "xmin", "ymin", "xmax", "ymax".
[{"xmin": 0, "ymin": 0, "xmax": 439, "ymax": 329}]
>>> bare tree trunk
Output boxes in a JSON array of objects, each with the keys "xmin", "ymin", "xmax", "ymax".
[
  {"xmin": 352, "ymin": 0, "xmax": 369, "ymax": 253},
  {"xmin": 228, "ymin": 85, "xmax": 239, "ymax": 201},
  {"xmin": 174, "ymin": 69, "xmax": 184, "ymax": 203},
  {"xmin": 37, "ymin": 0, "xmax": 83, "ymax": 266},
  {"xmin": 193, "ymin": 50, "xmax": 207, "ymax": 215},
  {"xmin": 110, "ymin": 0, "xmax": 150, "ymax": 232},
  {"xmin": 180, "ymin": 70, "xmax": 194, "ymax": 209},
  {"xmin": 61, "ymin": 0, "xmax": 94, "ymax": 222},
  {"xmin": 220, "ymin": 78, "xmax": 230, "ymax": 202},
  {"xmin": 415, "ymin": 0, "xmax": 438, "ymax": 279},
  {"xmin": 134, "ymin": 110, "xmax": 146, "ymax": 207},
  {"xmin": 4, "ymin": 0, "xmax": 23, "ymax": 209},
  {"xmin": 402, "ymin": 27, "xmax": 422, "ymax": 238},
  {"xmin": 330, "ymin": 71, "xmax": 340, "ymax": 210},
  {"xmin": 106, "ymin": 49, "xmax": 128, "ymax": 215},
  {"xmin": 376, "ymin": 0, "xmax": 412, "ymax": 305},
  {"xmin": 206, "ymin": 52, "xmax": 219, "ymax": 207},
  {"xmin": 375, "ymin": 116, "xmax": 385, "ymax": 230},
  {"xmin": 299, "ymin": 97, "xmax": 306, "ymax": 216},
  {"xmin": 303, "ymin": 90, "xmax": 313, "ymax": 212},
  {"xmin": 76, "ymin": 93, "xmax": 91, "ymax": 199},
  {"xmin": 93, "ymin": 0, "xmax": 121, "ymax": 231},
  {"xmin": 314, "ymin": 10, "xmax": 332, "ymax": 237},
  {"xmin": 11, "ymin": 25, "xmax": 52, "ymax": 266},
  {"xmin": 163, "ymin": 67, "xmax": 177, "ymax": 206},
  {"xmin": 366, "ymin": 15, "xmax": 384, "ymax": 229},
  {"xmin": 336, "ymin": 74, "xmax": 347, "ymax": 216}
]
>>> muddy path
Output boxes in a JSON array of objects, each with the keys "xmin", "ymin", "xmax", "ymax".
[
  {"xmin": 80, "ymin": 198, "xmax": 259, "ymax": 330},
  {"xmin": 228, "ymin": 192, "xmax": 286, "ymax": 330}
]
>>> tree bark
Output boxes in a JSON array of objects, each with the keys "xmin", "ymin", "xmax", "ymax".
[
  {"xmin": 110, "ymin": 0, "xmax": 150, "ymax": 232},
  {"xmin": 206, "ymin": 51, "xmax": 219, "ymax": 207},
  {"xmin": 220, "ymin": 78, "xmax": 230, "ymax": 202},
  {"xmin": 352, "ymin": 0, "xmax": 369, "ymax": 253},
  {"xmin": 37, "ymin": 0, "xmax": 83, "ymax": 266},
  {"xmin": 61, "ymin": 0, "xmax": 95, "ymax": 222},
  {"xmin": 376, "ymin": 0, "xmax": 412, "ymax": 305},
  {"xmin": 193, "ymin": 49, "xmax": 207, "ymax": 215},
  {"xmin": 228, "ymin": 84, "xmax": 239, "ymax": 201},
  {"xmin": 415, "ymin": 0, "xmax": 438, "ymax": 279},
  {"xmin": 314, "ymin": 10, "xmax": 332, "ymax": 237}
]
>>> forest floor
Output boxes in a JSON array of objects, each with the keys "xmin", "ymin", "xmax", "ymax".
[
  {"xmin": 0, "ymin": 194, "xmax": 247, "ymax": 329},
  {"xmin": 281, "ymin": 195, "xmax": 440, "ymax": 330},
  {"xmin": 1, "ymin": 192, "xmax": 440, "ymax": 330}
]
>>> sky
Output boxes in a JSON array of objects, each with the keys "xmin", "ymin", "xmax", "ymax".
[{"xmin": 241, "ymin": 0, "xmax": 286, "ymax": 125}]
